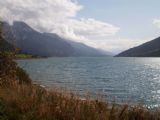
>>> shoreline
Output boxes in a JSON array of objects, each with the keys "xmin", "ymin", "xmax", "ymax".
[{"xmin": 32, "ymin": 81, "xmax": 159, "ymax": 109}]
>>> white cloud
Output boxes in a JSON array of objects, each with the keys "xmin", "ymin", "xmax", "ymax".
[
  {"xmin": 51, "ymin": 18, "xmax": 120, "ymax": 42},
  {"xmin": 153, "ymin": 19, "xmax": 160, "ymax": 29},
  {"xmin": 0, "ymin": 0, "xmax": 148, "ymax": 53},
  {"xmin": 0, "ymin": 0, "xmax": 119, "ymax": 37},
  {"xmin": 0, "ymin": 0, "xmax": 83, "ymax": 30}
]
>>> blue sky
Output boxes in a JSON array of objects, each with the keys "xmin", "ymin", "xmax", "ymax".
[
  {"xmin": 1, "ymin": 0, "xmax": 160, "ymax": 53},
  {"xmin": 77, "ymin": 0, "xmax": 160, "ymax": 39}
]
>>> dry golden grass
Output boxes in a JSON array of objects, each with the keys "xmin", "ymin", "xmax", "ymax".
[{"xmin": 0, "ymin": 81, "xmax": 160, "ymax": 120}]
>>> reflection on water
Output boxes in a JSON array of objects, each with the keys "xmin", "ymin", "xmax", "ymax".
[{"xmin": 17, "ymin": 57, "xmax": 160, "ymax": 107}]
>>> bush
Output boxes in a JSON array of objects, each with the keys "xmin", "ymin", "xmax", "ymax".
[
  {"xmin": 0, "ymin": 52, "xmax": 17, "ymax": 86},
  {"xmin": 16, "ymin": 67, "xmax": 32, "ymax": 84},
  {"xmin": 0, "ymin": 52, "xmax": 31, "ymax": 86}
]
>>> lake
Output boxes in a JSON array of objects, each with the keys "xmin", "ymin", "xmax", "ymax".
[{"xmin": 17, "ymin": 57, "xmax": 160, "ymax": 107}]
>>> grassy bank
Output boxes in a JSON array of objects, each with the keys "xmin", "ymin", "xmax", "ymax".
[
  {"xmin": 0, "ymin": 52, "xmax": 41, "ymax": 60},
  {"xmin": 15, "ymin": 54, "xmax": 34, "ymax": 59},
  {"xmin": 1, "ymin": 53, "xmax": 160, "ymax": 120},
  {"xmin": 16, "ymin": 54, "xmax": 45, "ymax": 59}
]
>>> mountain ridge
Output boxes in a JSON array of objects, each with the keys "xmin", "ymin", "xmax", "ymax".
[
  {"xmin": 116, "ymin": 37, "xmax": 160, "ymax": 57},
  {"xmin": 2, "ymin": 21, "xmax": 111, "ymax": 57}
]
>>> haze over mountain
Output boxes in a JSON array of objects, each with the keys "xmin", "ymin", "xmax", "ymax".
[
  {"xmin": 1, "ymin": 21, "xmax": 110, "ymax": 57},
  {"xmin": 116, "ymin": 37, "xmax": 160, "ymax": 57},
  {"xmin": 45, "ymin": 33, "xmax": 112, "ymax": 56}
]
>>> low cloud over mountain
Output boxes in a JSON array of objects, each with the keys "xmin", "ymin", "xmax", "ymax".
[
  {"xmin": 2, "ymin": 21, "xmax": 110, "ymax": 57},
  {"xmin": 0, "ymin": 0, "xmax": 120, "ymax": 52}
]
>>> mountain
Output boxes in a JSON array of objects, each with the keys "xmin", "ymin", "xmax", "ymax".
[
  {"xmin": 2, "ymin": 21, "xmax": 110, "ymax": 57},
  {"xmin": 2, "ymin": 22, "xmax": 76, "ymax": 57},
  {"xmin": 45, "ymin": 33, "xmax": 110, "ymax": 57},
  {"xmin": 67, "ymin": 40, "xmax": 111, "ymax": 57},
  {"xmin": 0, "ymin": 34, "xmax": 14, "ymax": 52},
  {"xmin": 116, "ymin": 37, "xmax": 160, "ymax": 57}
]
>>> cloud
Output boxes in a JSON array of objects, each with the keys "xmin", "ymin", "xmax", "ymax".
[
  {"xmin": 0, "ymin": 0, "xmax": 83, "ymax": 29},
  {"xmin": 51, "ymin": 18, "xmax": 120, "ymax": 42},
  {"xmin": 1, "ymin": 0, "xmax": 148, "ymax": 53},
  {"xmin": 0, "ymin": 0, "xmax": 119, "ymax": 38},
  {"xmin": 153, "ymin": 19, "xmax": 160, "ymax": 28}
]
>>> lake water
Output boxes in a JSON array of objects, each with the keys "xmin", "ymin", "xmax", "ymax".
[{"xmin": 17, "ymin": 57, "xmax": 160, "ymax": 107}]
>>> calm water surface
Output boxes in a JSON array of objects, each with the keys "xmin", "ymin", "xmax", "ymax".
[{"xmin": 17, "ymin": 57, "xmax": 160, "ymax": 107}]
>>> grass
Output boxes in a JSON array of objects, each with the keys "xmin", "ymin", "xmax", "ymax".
[
  {"xmin": 0, "ymin": 52, "xmax": 37, "ymax": 59},
  {"xmin": 1, "ymin": 82, "xmax": 160, "ymax": 120},
  {"xmin": 0, "ymin": 51, "xmax": 41, "ymax": 60},
  {"xmin": 1, "ymin": 53, "xmax": 160, "ymax": 120},
  {"xmin": 15, "ymin": 54, "xmax": 33, "ymax": 59},
  {"xmin": 15, "ymin": 54, "xmax": 44, "ymax": 59}
]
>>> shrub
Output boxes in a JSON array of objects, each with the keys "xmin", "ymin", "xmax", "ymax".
[
  {"xmin": 0, "ymin": 52, "xmax": 17, "ymax": 86},
  {"xmin": 0, "ymin": 52, "xmax": 31, "ymax": 86},
  {"xmin": 16, "ymin": 67, "xmax": 32, "ymax": 84}
]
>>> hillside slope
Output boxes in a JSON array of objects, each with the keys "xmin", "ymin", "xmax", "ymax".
[
  {"xmin": 116, "ymin": 37, "xmax": 160, "ymax": 57},
  {"xmin": 0, "ymin": 35, "xmax": 14, "ymax": 52}
]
